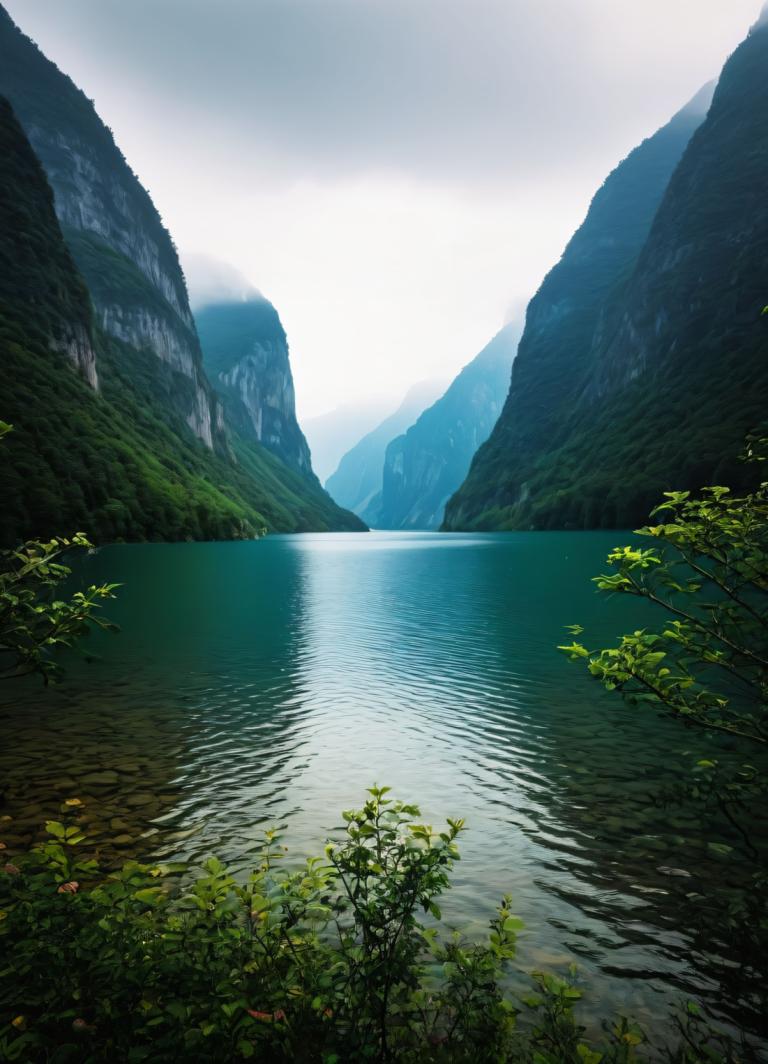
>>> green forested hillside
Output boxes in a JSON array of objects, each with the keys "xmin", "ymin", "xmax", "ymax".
[
  {"xmin": 443, "ymin": 80, "xmax": 730, "ymax": 530},
  {"xmin": 196, "ymin": 298, "xmax": 286, "ymax": 379},
  {"xmin": 0, "ymin": 0, "xmax": 365, "ymax": 541},
  {"xmin": 0, "ymin": 97, "xmax": 92, "ymax": 356},
  {"xmin": 2, "ymin": 329, "xmax": 366, "ymax": 546},
  {"xmin": 446, "ymin": 20, "xmax": 768, "ymax": 532},
  {"xmin": 0, "ymin": 327, "xmax": 365, "ymax": 544}
]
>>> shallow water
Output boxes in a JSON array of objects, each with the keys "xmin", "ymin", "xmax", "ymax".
[{"xmin": 0, "ymin": 531, "xmax": 764, "ymax": 1039}]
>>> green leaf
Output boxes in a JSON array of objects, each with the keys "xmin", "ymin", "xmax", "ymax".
[{"xmin": 134, "ymin": 887, "xmax": 165, "ymax": 906}]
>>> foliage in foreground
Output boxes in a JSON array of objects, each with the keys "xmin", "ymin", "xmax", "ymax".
[
  {"xmin": 559, "ymin": 437, "xmax": 768, "ymax": 859},
  {"xmin": 561, "ymin": 435, "xmax": 768, "ymax": 1039},
  {"xmin": 2, "ymin": 787, "xmax": 736, "ymax": 1064},
  {"xmin": 560, "ymin": 435, "xmax": 767, "ymax": 749},
  {"xmin": 0, "ymin": 423, "xmax": 118, "ymax": 684}
]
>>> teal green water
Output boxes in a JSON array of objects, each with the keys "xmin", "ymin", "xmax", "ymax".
[{"xmin": 0, "ymin": 532, "xmax": 761, "ymax": 1036}]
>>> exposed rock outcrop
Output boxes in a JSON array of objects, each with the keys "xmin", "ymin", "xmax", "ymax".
[{"xmin": 195, "ymin": 296, "xmax": 312, "ymax": 474}]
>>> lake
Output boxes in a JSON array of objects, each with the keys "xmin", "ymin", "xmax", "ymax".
[{"xmin": 0, "ymin": 531, "xmax": 762, "ymax": 1040}]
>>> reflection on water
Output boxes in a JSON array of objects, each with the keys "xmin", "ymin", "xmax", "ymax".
[{"xmin": 0, "ymin": 531, "xmax": 764, "ymax": 1037}]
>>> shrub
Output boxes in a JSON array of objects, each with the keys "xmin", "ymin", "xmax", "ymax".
[{"xmin": 0, "ymin": 788, "xmax": 668, "ymax": 1064}]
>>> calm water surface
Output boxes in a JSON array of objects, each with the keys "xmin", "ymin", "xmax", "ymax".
[{"xmin": 1, "ymin": 532, "xmax": 764, "ymax": 1039}]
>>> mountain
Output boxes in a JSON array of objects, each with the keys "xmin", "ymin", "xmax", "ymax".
[
  {"xmin": 0, "ymin": 4, "xmax": 225, "ymax": 451},
  {"xmin": 325, "ymin": 380, "xmax": 444, "ymax": 519},
  {"xmin": 0, "ymin": 95, "xmax": 364, "ymax": 544},
  {"xmin": 304, "ymin": 400, "xmax": 398, "ymax": 483},
  {"xmin": 443, "ymin": 71, "xmax": 760, "ymax": 531},
  {"xmin": 0, "ymin": 96, "xmax": 97, "ymax": 390},
  {"xmin": 374, "ymin": 324, "xmax": 520, "ymax": 530},
  {"xmin": 195, "ymin": 296, "xmax": 312, "ymax": 475},
  {"xmin": 0, "ymin": 4, "xmax": 364, "ymax": 541}
]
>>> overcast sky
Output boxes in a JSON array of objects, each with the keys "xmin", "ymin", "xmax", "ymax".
[{"xmin": 5, "ymin": 0, "xmax": 760, "ymax": 418}]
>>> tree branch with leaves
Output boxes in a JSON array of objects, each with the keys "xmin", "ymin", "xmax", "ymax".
[
  {"xmin": 0, "ymin": 421, "xmax": 119, "ymax": 684},
  {"xmin": 559, "ymin": 434, "xmax": 768, "ymax": 749}
]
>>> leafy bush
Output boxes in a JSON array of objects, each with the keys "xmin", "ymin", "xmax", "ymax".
[
  {"xmin": 560, "ymin": 436, "xmax": 767, "ymax": 819},
  {"xmin": 560, "ymin": 437, "xmax": 768, "ymax": 1052},
  {"xmin": 0, "ymin": 788, "xmax": 678, "ymax": 1064},
  {"xmin": 0, "ymin": 422, "xmax": 118, "ymax": 684}
]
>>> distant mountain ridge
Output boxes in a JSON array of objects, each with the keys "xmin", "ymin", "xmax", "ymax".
[
  {"xmin": 443, "ymin": 63, "xmax": 768, "ymax": 531},
  {"xmin": 376, "ymin": 323, "xmax": 519, "ymax": 530},
  {"xmin": 304, "ymin": 400, "xmax": 398, "ymax": 484},
  {"xmin": 325, "ymin": 380, "xmax": 445, "ymax": 520}
]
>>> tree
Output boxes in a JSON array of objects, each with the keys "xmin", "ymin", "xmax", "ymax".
[
  {"xmin": 560, "ymin": 434, "xmax": 768, "ymax": 1044},
  {"xmin": 0, "ymin": 421, "xmax": 119, "ymax": 684},
  {"xmin": 559, "ymin": 434, "xmax": 767, "ymax": 754}
]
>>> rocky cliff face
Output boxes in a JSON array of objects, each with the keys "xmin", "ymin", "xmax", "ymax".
[
  {"xmin": 0, "ymin": 4, "xmax": 222, "ymax": 449},
  {"xmin": 0, "ymin": 95, "xmax": 97, "ymax": 388},
  {"xmin": 194, "ymin": 297, "xmax": 312, "ymax": 474},
  {"xmin": 55, "ymin": 321, "xmax": 98, "ymax": 389},
  {"xmin": 377, "ymin": 324, "xmax": 519, "ymax": 530},
  {"xmin": 325, "ymin": 380, "xmax": 444, "ymax": 520},
  {"xmin": 444, "ymin": 80, "xmax": 719, "ymax": 531}
]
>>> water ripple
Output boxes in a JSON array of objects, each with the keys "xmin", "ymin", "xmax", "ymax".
[{"xmin": 0, "ymin": 531, "xmax": 765, "ymax": 1040}]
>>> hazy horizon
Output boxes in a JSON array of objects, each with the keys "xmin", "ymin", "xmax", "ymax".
[{"xmin": 4, "ymin": 0, "xmax": 759, "ymax": 418}]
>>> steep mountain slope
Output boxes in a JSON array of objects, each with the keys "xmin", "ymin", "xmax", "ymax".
[
  {"xmin": 195, "ymin": 297, "xmax": 312, "ymax": 475},
  {"xmin": 325, "ymin": 380, "xmax": 444, "ymax": 519},
  {"xmin": 0, "ymin": 96, "xmax": 96, "ymax": 388},
  {"xmin": 376, "ymin": 324, "xmax": 519, "ymax": 530},
  {"xmin": 444, "ymin": 81, "xmax": 726, "ymax": 531},
  {"xmin": 0, "ymin": 3, "xmax": 223, "ymax": 449},
  {"xmin": 0, "ymin": 97, "xmax": 364, "ymax": 544}
]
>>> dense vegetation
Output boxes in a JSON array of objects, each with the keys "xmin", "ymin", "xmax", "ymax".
[
  {"xmin": 442, "ymin": 83, "xmax": 710, "ymax": 531},
  {"xmin": 0, "ymin": 0, "xmax": 232, "ymax": 453},
  {"xmin": 0, "ymin": 787, "xmax": 740, "ymax": 1064},
  {"xmin": 65, "ymin": 228, "xmax": 199, "ymax": 344},
  {"xmin": 0, "ymin": 97, "xmax": 93, "ymax": 358},
  {"xmin": 444, "ymin": 21, "xmax": 768, "ymax": 531},
  {"xmin": 457, "ymin": 341, "xmax": 767, "ymax": 531},
  {"xmin": 0, "ymin": 7, "xmax": 364, "ymax": 541},
  {"xmin": 0, "ymin": 323, "xmax": 363, "ymax": 543},
  {"xmin": 376, "ymin": 325, "xmax": 518, "ymax": 530},
  {"xmin": 195, "ymin": 299, "xmax": 287, "ymax": 380}
]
